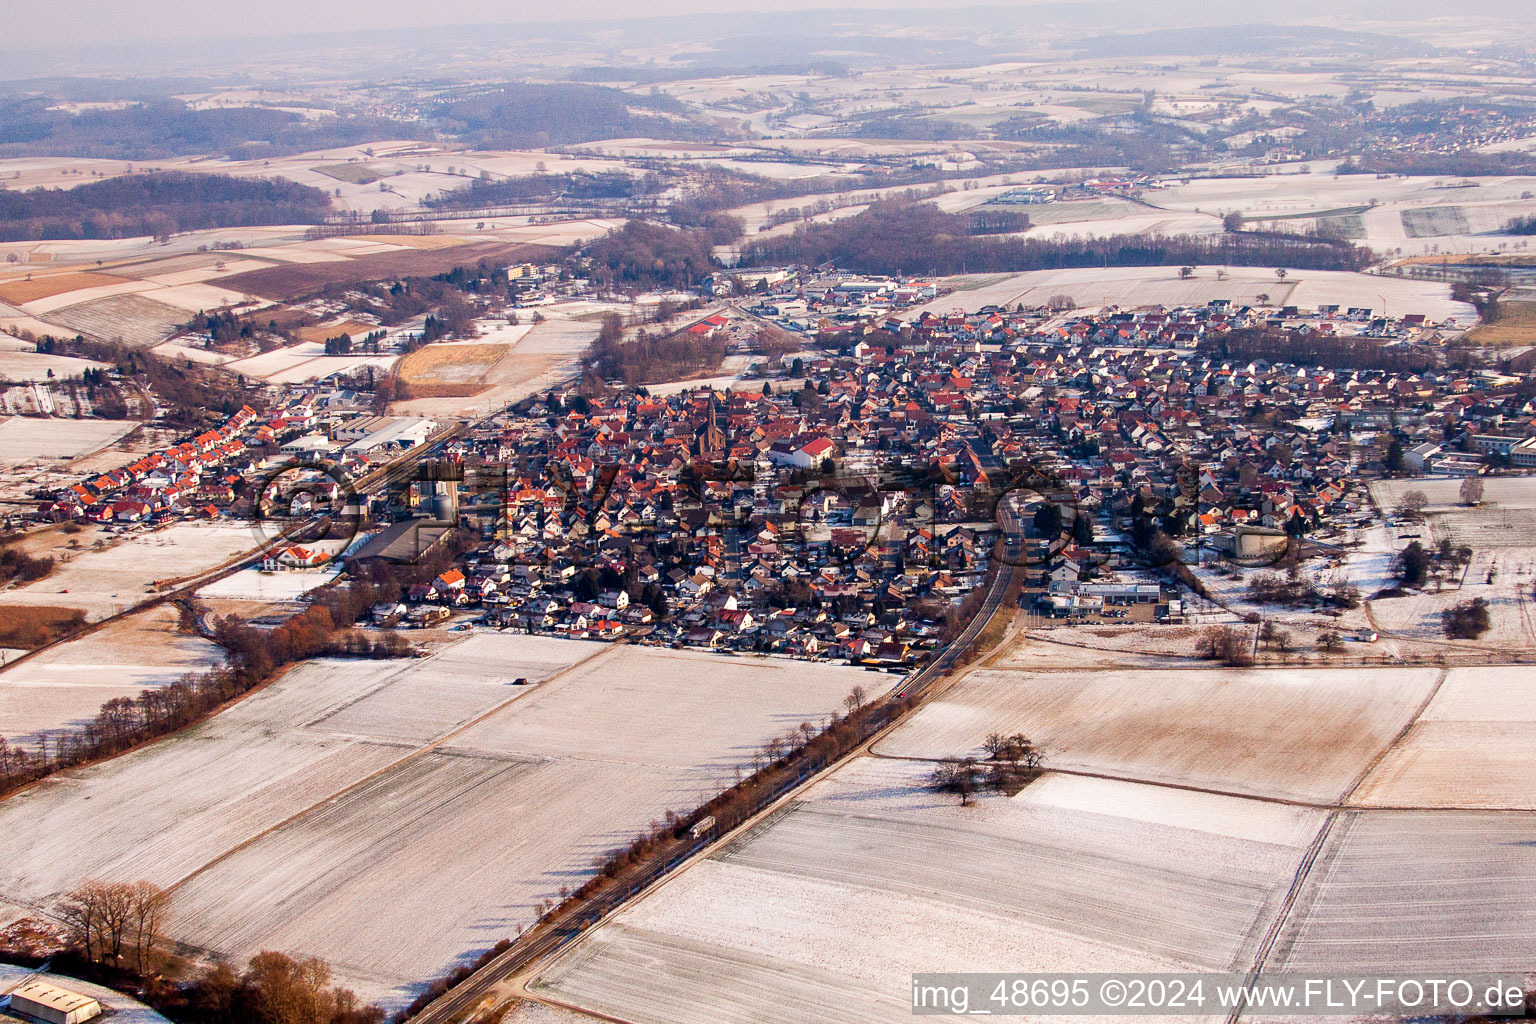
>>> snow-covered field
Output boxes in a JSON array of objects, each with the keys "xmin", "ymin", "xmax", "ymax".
[
  {"xmin": 196, "ymin": 567, "xmax": 341, "ymax": 602},
  {"xmin": 0, "ymin": 636, "xmax": 873, "ymax": 1008},
  {"xmin": 0, "ymin": 351, "xmax": 109, "ymax": 383},
  {"xmin": 0, "ymin": 416, "xmax": 136, "ymax": 470},
  {"xmin": 1272, "ymin": 811, "xmax": 1536, "ymax": 973},
  {"xmin": 1356, "ymin": 666, "xmax": 1536, "ymax": 809},
  {"xmin": 910, "ymin": 267, "xmax": 1473, "ymax": 323},
  {"xmin": 533, "ymin": 757, "xmax": 1323, "ymax": 1024},
  {"xmin": 0, "ymin": 605, "xmax": 225, "ymax": 745},
  {"xmin": 873, "ymin": 666, "xmax": 1440, "ymax": 802},
  {"xmin": 0, "ymin": 523, "xmax": 257, "ymax": 621}
]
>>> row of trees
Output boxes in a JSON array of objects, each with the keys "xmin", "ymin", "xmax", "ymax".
[
  {"xmin": 59, "ymin": 879, "xmax": 170, "ymax": 974},
  {"xmin": 0, "ymin": 98, "xmax": 427, "ymax": 162},
  {"xmin": 50, "ymin": 876, "xmax": 383, "ymax": 1024},
  {"xmin": 929, "ymin": 732, "xmax": 1044, "ymax": 805},
  {"xmin": 1443, "ymin": 597, "xmax": 1492, "ymax": 639},
  {"xmin": 0, "ymin": 172, "xmax": 331, "ymax": 242},
  {"xmin": 0, "ymin": 543, "xmax": 53, "ymax": 584}
]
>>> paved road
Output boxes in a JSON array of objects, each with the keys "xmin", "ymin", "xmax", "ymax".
[{"xmin": 407, "ymin": 499, "xmax": 1026, "ymax": 1024}]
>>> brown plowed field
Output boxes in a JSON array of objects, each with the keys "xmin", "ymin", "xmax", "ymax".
[{"xmin": 219, "ymin": 242, "xmax": 557, "ymax": 300}]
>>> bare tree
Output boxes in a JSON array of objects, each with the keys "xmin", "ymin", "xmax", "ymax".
[
  {"xmin": 1394, "ymin": 489, "xmax": 1429, "ymax": 520},
  {"xmin": 129, "ymin": 880, "xmax": 171, "ymax": 973},
  {"xmin": 929, "ymin": 758, "xmax": 985, "ymax": 806},
  {"xmin": 1460, "ymin": 476, "xmax": 1485, "ymax": 507},
  {"xmin": 842, "ymin": 685, "xmax": 868, "ymax": 717},
  {"xmin": 61, "ymin": 879, "xmax": 158, "ymax": 968}
]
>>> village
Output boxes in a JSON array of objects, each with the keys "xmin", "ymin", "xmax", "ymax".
[{"xmin": 15, "ymin": 263, "xmax": 1533, "ymax": 674}]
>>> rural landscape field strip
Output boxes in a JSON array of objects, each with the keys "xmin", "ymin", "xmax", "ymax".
[
  {"xmin": 724, "ymin": 802, "xmax": 1292, "ymax": 968},
  {"xmin": 1272, "ymin": 811, "xmax": 1536, "ymax": 973},
  {"xmin": 873, "ymin": 667, "xmax": 1441, "ymax": 804}
]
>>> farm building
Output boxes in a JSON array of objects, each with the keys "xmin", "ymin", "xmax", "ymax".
[{"xmin": 8, "ymin": 980, "xmax": 102, "ymax": 1024}]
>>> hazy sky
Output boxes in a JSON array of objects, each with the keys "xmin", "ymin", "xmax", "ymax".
[{"xmin": 2, "ymin": 0, "xmax": 1074, "ymax": 53}]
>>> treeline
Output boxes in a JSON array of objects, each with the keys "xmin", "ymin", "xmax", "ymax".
[
  {"xmin": 435, "ymin": 84, "xmax": 719, "ymax": 148},
  {"xmin": 1337, "ymin": 151, "xmax": 1536, "ymax": 177},
  {"xmin": 584, "ymin": 314, "xmax": 726, "ymax": 385},
  {"xmin": 426, "ymin": 170, "xmax": 647, "ymax": 209},
  {"xmin": 0, "ymin": 544, "xmax": 53, "ymax": 584},
  {"xmin": 741, "ymin": 198, "xmax": 1373, "ymax": 275},
  {"xmin": 0, "ymin": 99, "xmax": 428, "ymax": 161},
  {"xmin": 0, "ymin": 172, "xmax": 332, "ymax": 241},
  {"xmin": 1201, "ymin": 326, "xmax": 1442, "ymax": 372},
  {"xmin": 1505, "ymin": 215, "xmax": 1536, "ymax": 236},
  {"xmin": 586, "ymin": 220, "xmax": 721, "ymax": 291}
]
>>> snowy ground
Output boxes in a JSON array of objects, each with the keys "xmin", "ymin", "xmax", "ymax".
[
  {"xmin": 196, "ymin": 567, "xmax": 341, "ymax": 602},
  {"xmin": 909, "ymin": 267, "xmax": 1474, "ymax": 324},
  {"xmin": 1271, "ymin": 811, "xmax": 1536, "ymax": 974},
  {"xmin": 0, "ymin": 605, "xmax": 225, "ymax": 745},
  {"xmin": 0, "ymin": 637, "xmax": 875, "ymax": 1008},
  {"xmin": 0, "ymin": 416, "xmax": 135, "ymax": 470},
  {"xmin": 0, "ymin": 523, "xmax": 258, "ymax": 621},
  {"xmin": 874, "ymin": 665, "xmax": 1439, "ymax": 803},
  {"xmin": 533, "ymin": 756, "xmax": 1322, "ymax": 1024},
  {"xmin": 1355, "ymin": 666, "xmax": 1536, "ymax": 809}
]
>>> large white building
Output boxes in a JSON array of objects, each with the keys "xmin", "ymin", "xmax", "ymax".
[{"xmin": 9, "ymin": 981, "xmax": 102, "ymax": 1024}]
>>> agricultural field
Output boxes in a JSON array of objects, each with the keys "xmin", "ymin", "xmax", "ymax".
[
  {"xmin": 0, "ymin": 341, "xmax": 107, "ymax": 383},
  {"xmin": 0, "ymin": 272, "xmax": 131, "ymax": 306},
  {"xmin": 38, "ymin": 294, "xmax": 194, "ymax": 347},
  {"xmin": 1401, "ymin": 206, "xmax": 1471, "ymax": 238},
  {"xmin": 391, "ymin": 317, "xmax": 600, "ymax": 418},
  {"xmin": 0, "ymin": 522, "xmax": 257, "ymax": 621},
  {"xmin": 1355, "ymin": 666, "xmax": 1536, "ymax": 809},
  {"xmin": 531, "ymin": 757, "xmax": 1325, "ymax": 1024},
  {"xmin": 225, "ymin": 340, "xmax": 398, "ymax": 385},
  {"xmin": 0, "ymin": 636, "xmax": 875, "ymax": 1007},
  {"xmin": 218, "ymin": 240, "xmax": 553, "ymax": 302},
  {"xmin": 1467, "ymin": 300, "xmax": 1536, "ymax": 348},
  {"xmin": 396, "ymin": 341, "xmax": 514, "ymax": 398},
  {"xmin": 872, "ymin": 666, "xmax": 1440, "ymax": 803},
  {"xmin": 1271, "ymin": 811, "xmax": 1536, "ymax": 974},
  {"xmin": 0, "ymin": 604, "xmax": 224, "ymax": 746},
  {"xmin": 195, "ymin": 567, "xmax": 341, "ymax": 602},
  {"xmin": 313, "ymin": 162, "xmax": 382, "ymax": 185},
  {"xmin": 293, "ymin": 319, "xmax": 379, "ymax": 345},
  {"xmin": 909, "ymin": 267, "xmax": 1475, "ymax": 324},
  {"xmin": 0, "ymin": 416, "xmax": 136, "ymax": 470}
]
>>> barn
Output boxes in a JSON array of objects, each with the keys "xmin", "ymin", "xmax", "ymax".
[{"xmin": 8, "ymin": 980, "xmax": 102, "ymax": 1024}]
